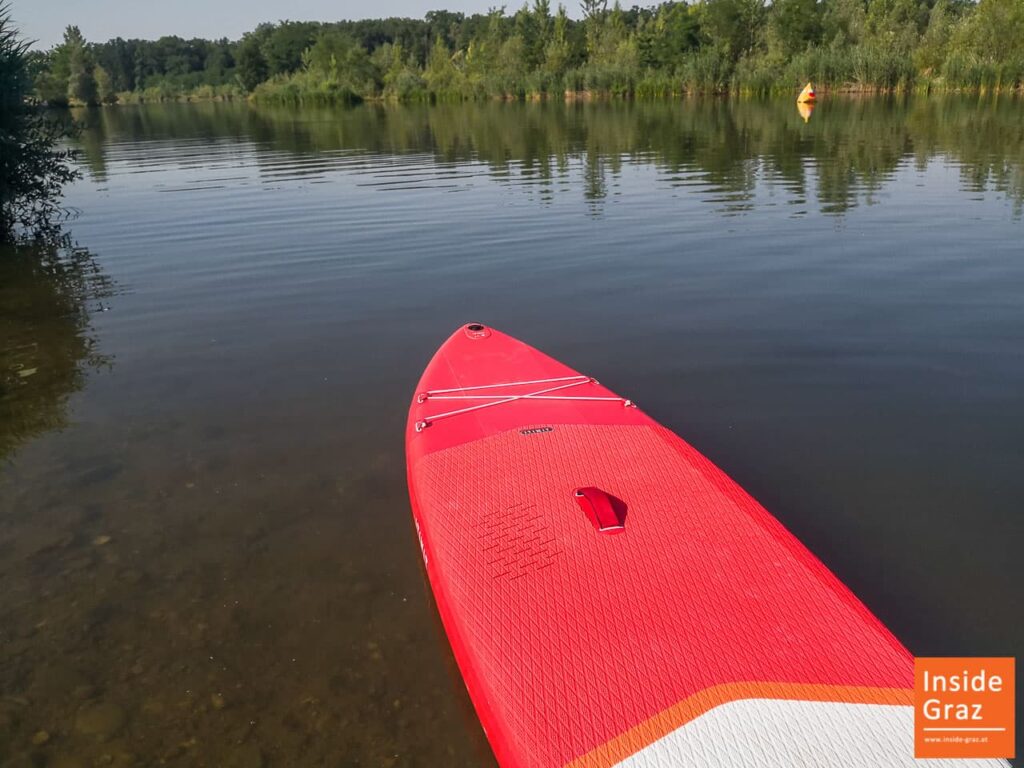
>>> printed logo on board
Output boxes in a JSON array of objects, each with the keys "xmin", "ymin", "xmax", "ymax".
[
  {"xmin": 520, "ymin": 427, "xmax": 554, "ymax": 435},
  {"xmin": 914, "ymin": 657, "xmax": 1015, "ymax": 759}
]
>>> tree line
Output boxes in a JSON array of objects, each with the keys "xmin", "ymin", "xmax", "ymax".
[{"xmin": 27, "ymin": 0, "xmax": 1024, "ymax": 106}]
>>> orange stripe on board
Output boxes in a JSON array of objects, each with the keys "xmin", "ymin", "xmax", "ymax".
[{"xmin": 566, "ymin": 682, "xmax": 914, "ymax": 768}]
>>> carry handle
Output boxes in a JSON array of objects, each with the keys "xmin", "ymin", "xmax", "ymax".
[{"xmin": 574, "ymin": 487, "xmax": 625, "ymax": 534}]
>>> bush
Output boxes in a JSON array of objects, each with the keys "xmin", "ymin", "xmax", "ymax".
[
  {"xmin": 385, "ymin": 69, "xmax": 428, "ymax": 101},
  {"xmin": 732, "ymin": 53, "xmax": 787, "ymax": 95},
  {"xmin": 1, "ymin": 5, "xmax": 79, "ymax": 241},
  {"xmin": 635, "ymin": 71, "xmax": 679, "ymax": 98},
  {"xmin": 250, "ymin": 72, "xmax": 362, "ymax": 106},
  {"xmin": 850, "ymin": 44, "xmax": 916, "ymax": 89},
  {"xmin": 680, "ymin": 49, "xmax": 733, "ymax": 93}
]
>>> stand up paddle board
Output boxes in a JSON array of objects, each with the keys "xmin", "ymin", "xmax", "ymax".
[{"xmin": 405, "ymin": 324, "xmax": 1008, "ymax": 768}]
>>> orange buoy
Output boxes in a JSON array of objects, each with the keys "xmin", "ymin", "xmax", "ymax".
[{"xmin": 798, "ymin": 82, "xmax": 816, "ymax": 103}]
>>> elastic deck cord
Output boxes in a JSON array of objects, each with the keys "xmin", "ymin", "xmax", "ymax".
[{"xmin": 415, "ymin": 375, "xmax": 634, "ymax": 432}]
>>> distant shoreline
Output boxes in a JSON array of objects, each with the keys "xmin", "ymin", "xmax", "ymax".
[
  {"xmin": 31, "ymin": 5, "xmax": 1024, "ymax": 109},
  {"xmin": 52, "ymin": 82, "xmax": 1023, "ymax": 109}
]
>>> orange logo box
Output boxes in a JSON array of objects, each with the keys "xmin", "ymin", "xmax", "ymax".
[{"xmin": 915, "ymin": 657, "xmax": 1015, "ymax": 759}]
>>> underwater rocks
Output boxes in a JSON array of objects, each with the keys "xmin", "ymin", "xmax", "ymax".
[{"xmin": 73, "ymin": 701, "xmax": 126, "ymax": 740}]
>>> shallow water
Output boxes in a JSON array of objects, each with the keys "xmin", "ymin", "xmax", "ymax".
[{"xmin": 1, "ymin": 97, "xmax": 1022, "ymax": 766}]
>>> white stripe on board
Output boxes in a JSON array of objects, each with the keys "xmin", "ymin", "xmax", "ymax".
[{"xmin": 615, "ymin": 699, "xmax": 1010, "ymax": 768}]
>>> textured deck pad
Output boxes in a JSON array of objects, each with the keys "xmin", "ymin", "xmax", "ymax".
[{"xmin": 405, "ymin": 326, "xmax": 1007, "ymax": 768}]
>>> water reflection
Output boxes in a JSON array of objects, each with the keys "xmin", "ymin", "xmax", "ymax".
[
  {"xmin": 0, "ymin": 237, "xmax": 113, "ymax": 461},
  {"xmin": 73, "ymin": 96, "xmax": 1024, "ymax": 217}
]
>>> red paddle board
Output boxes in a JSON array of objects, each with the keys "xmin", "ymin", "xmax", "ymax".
[{"xmin": 405, "ymin": 324, "xmax": 1008, "ymax": 768}]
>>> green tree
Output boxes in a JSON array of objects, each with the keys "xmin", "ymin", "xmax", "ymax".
[
  {"xmin": 822, "ymin": 0, "xmax": 868, "ymax": 46},
  {"xmin": 952, "ymin": 0, "xmax": 1024, "ymax": 63},
  {"xmin": 644, "ymin": 3, "xmax": 701, "ymax": 69},
  {"xmin": 235, "ymin": 33, "xmax": 268, "ymax": 90},
  {"xmin": 32, "ymin": 26, "xmax": 82, "ymax": 105},
  {"xmin": 203, "ymin": 39, "xmax": 234, "ymax": 80},
  {"xmin": 465, "ymin": 8, "xmax": 506, "ymax": 84},
  {"xmin": 542, "ymin": 4, "xmax": 577, "ymax": 78},
  {"xmin": 534, "ymin": 0, "xmax": 553, "ymax": 40},
  {"xmin": 514, "ymin": 3, "xmax": 543, "ymax": 70},
  {"xmin": 94, "ymin": 64, "xmax": 117, "ymax": 103},
  {"xmin": 94, "ymin": 37, "xmax": 135, "ymax": 91},
  {"xmin": 375, "ymin": 41, "xmax": 425, "ymax": 99},
  {"xmin": 424, "ymin": 34, "xmax": 463, "ymax": 95},
  {"xmin": 303, "ymin": 30, "xmax": 380, "ymax": 93},
  {"xmin": 914, "ymin": 0, "xmax": 954, "ymax": 73},
  {"xmin": 262, "ymin": 21, "xmax": 320, "ymax": 75},
  {"xmin": 770, "ymin": 0, "xmax": 823, "ymax": 53},
  {"xmin": 33, "ymin": 57, "xmax": 68, "ymax": 105},
  {"xmin": 581, "ymin": 0, "xmax": 609, "ymax": 57},
  {"xmin": 65, "ymin": 27, "xmax": 98, "ymax": 105},
  {"xmin": 865, "ymin": 0, "xmax": 921, "ymax": 53},
  {"xmin": 425, "ymin": 9, "xmax": 467, "ymax": 51},
  {"xmin": 497, "ymin": 33, "xmax": 529, "ymax": 92},
  {"xmin": 0, "ymin": 5, "xmax": 79, "ymax": 240},
  {"xmin": 701, "ymin": 0, "xmax": 767, "ymax": 60}
]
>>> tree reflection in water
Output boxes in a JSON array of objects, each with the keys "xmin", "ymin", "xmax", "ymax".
[
  {"xmin": 76, "ymin": 96, "xmax": 1024, "ymax": 219},
  {"xmin": 0, "ymin": 235, "xmax": 114, "ymax": 461}
]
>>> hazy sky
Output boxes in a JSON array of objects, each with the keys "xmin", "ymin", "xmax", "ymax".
[{"xmin": 14, "ymin": 0, "xmax": 512, "ymax": 50}]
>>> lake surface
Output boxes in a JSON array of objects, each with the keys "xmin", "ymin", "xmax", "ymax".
[{"xmin": 1, "ymin": 97, "xmax": 1022, "ymax": 766}]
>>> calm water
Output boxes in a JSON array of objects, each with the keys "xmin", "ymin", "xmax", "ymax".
[{"xmin": 2, "ymin": 97, "xmax": 1023, "ymax": 766}]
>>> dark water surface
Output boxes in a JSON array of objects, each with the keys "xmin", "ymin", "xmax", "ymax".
[{"xmin": 2, "ymin": 98, "xmax": 1022, "ymax": 766}]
